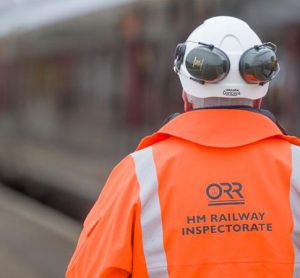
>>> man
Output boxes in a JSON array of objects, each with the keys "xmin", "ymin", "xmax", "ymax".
[{"xmin": 66, "ymin": 16, "xmax": 300, "ymax": 277}]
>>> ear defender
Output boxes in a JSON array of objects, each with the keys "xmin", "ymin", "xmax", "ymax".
[
  {"xmin": 239, "ymin": 42, "xmax": 280, "ymax": 85},
  {"xmin": 185, "ymin": 42, "xmax": 230, "ymax": 84},
  {"xmin": 174, "ymin": 41, "xmax": 279, "ymax": 86}
]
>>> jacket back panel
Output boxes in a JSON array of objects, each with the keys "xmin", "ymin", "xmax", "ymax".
[{"xmin": 147, "ymin": 136, "xmax": 294, "ymax": 277}]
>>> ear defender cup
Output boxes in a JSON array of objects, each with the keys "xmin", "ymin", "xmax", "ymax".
[
  {"xmin": 239, "ymin": 42, "xmax": 280, "ymax": 85},
  {"xmin": 185, "ymin": 44, "xmax": 230, "ymax": 84}
]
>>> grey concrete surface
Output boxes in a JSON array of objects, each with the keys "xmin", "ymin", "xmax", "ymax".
[{"xmin": 0, "ymin": 184, "xmax": 81, "ymax": 278}]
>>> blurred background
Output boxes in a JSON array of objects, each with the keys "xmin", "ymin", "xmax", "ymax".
[{"xmin": 0, "ymin": 0, "xmax": 299, "ymax": 277}]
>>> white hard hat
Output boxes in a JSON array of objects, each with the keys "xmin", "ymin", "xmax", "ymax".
[{"xmin": 174, "ymin": 16, "xmax": 279, "ymax": 100}]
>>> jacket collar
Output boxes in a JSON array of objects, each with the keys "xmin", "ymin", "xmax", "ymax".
[{"xmin": 136, "ymin": 108, "xmax": 300, "ymax": 150}]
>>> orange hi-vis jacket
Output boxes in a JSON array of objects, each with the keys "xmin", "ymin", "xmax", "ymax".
[{"xmin": 66, "ymin": 108, "xmax": 300, "ymax": 278}]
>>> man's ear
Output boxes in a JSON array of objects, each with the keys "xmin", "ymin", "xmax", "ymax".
[
  {"xmin": 182, "ymin": 90, "xmax": 193, "ymax": 112},
  {"xmin": 254, "ymin": 98, "xmax": 262, "ymax": 108}
]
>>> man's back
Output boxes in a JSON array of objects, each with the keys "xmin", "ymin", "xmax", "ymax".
[{"xmin": 67, "ymin": 109, "xmax": 300, "ymax": 277}]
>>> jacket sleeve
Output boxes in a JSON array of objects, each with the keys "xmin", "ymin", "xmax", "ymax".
[{"xmin": 66, "ymin": 155, "xmax": 140, "ymax": 278}]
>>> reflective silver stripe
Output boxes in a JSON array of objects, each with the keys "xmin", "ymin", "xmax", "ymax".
[
  {"xmin": 131, "ymin": 147, "xmax": 169, "ymax": 278},
  {"xmin": 291, "ymin": 144, "xmax": 300, "ymax": 277}
]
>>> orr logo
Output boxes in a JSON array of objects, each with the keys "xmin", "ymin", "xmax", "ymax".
[{"xmin": 206, "ymin": 182, "xmax": 245, "ymax": 206}]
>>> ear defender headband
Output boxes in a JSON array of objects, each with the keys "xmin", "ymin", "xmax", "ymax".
[{"xmin": 174, "ymin": 41, "xmax": 279, "ymax": 85}]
